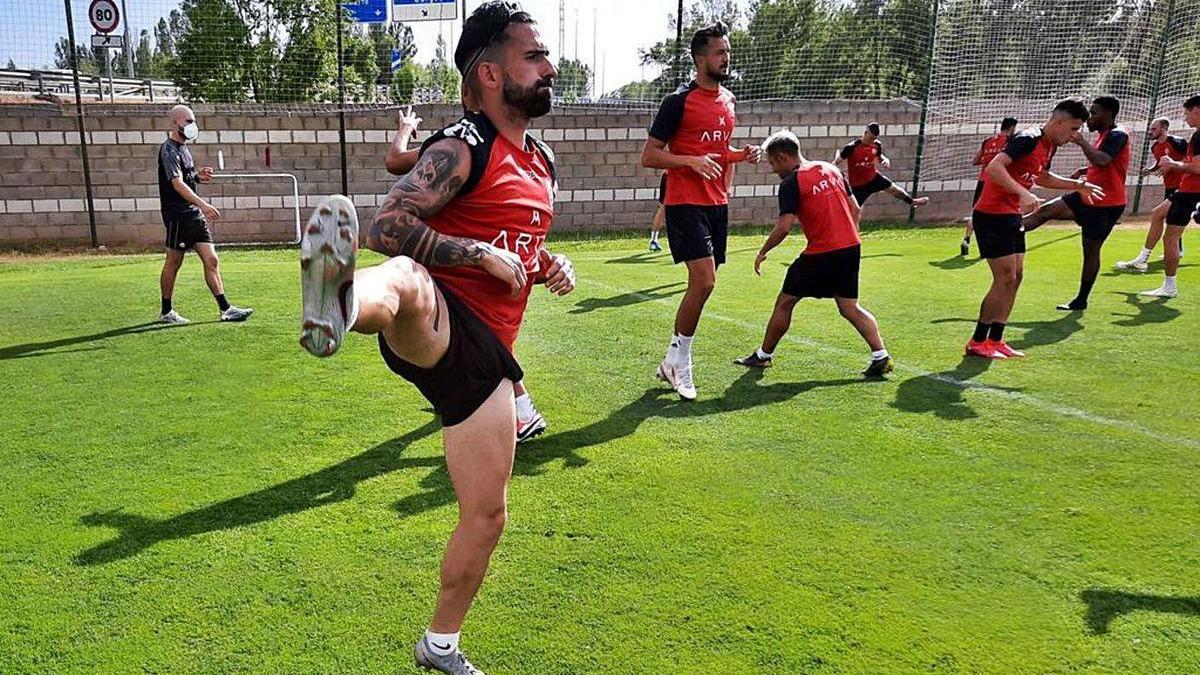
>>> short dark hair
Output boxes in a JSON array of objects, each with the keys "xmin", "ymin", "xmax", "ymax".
[
  {"xmin": 690, "ymin": 21, "xmax": 729, "ymax": 56},
  {"xmin": 454, "ymin": 1, "xmax": 535, "ymax": 77},
  {"xmin": 1093, "ymin": 95, "xmax": 1120, "ymax": 117},
  {"xmin": 763, "ymin": 130, "xmax": 800, "ymax": 157},
  {"xmin": 1185, "ymin": 95, "xmax": 1200, "ymax": 110},
  {"xmin": 1000, "ymin": 117, "xmax": 1018, "ymax": 131},
  {"xmin": 1053, "ymin": 98, "xmax": 1089, "ymax": 121},
  {"xmin": 866, "ymin": 122, "xmax": 880, "ymax": 136}
]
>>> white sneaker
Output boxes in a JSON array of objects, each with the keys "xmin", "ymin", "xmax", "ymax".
[
  {"xmin": 300, "ymin": 195, "xmax": 359, "ymax": 357},
  {"xmin": 657, "ymin": 357, "xmax": 697, "ymax": 401},
  {"xmin": 220, "ymin": 305, "xmax": 254, "ymax": 322},
  {"xmin": 1139, "ymin": 285, "xmax": 1178, "ymax": 298},
  {"xmin": 516, "ymin": 412, "xmax": 547, "ymax": 444},
  {"xmin": 159, "ymin": 310, "xmax": 189, "ymax": 324},
  {"xmin": 1115, "ymin": 258, "xmax": 1148, "ymax": 272}
]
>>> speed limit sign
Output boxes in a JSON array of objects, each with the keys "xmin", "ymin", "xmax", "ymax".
[{"xmin": 89, "ymin": 0, "xmax": 120, "ymax": 34}]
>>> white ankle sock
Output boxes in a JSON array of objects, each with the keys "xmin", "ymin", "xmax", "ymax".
[
  {"xmin": 650, "ymin": 230, "xmax": 659, "ymax": 242},
  {"xmin": 343, "ymin": 285, "xmax": 359, "ymax": 330},
  {"xmin": 515, "ymin": 393, "xmax": 534, "ymax": 421},
  {"xmin": 675, "ymin": 334, "xmax": 694, "ymax": 363},
  {"xmin": 1164, "ymin": 275, "xmax": 1178, "ymax": 291},
  {"xmin": 872, "ymin": 349, "xmax": 890, "ymax": 359},
  {"xmin": 755, "ymin": 348, "xmax": 773, "ymax": 360},
  {"xmin": 425, "ymin": 630, "xmax": 460, "ymax": 656},
  {"xmin": 1136, "ymin": 247, "xmax": 1152, "ymax": 262}
]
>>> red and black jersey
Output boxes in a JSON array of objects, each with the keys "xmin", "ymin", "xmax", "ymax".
[
  {"xmin": 1180, "ymin": 129, "xmax": 1200, "ymax": 193},
  {"xmin": 1085, "ymin": 126, "xmax": 1130, "ymax": 207},
  {"xmin": 1153, "ymin": 134, "xmax": 1190, "ymax": 189},
  {"xmin": 648, "ymin": 80, "xmax": 737, "ymax": 207},
  {"xmin": 977, "ymin": 132, "xmax": 1010, "ymax": 180},
  {"xmin": 974, "ymin": 127, "xmax": 1057, "ymax": 215},
  {"xmin": 418, "ymin": 111, "xmax": 556, "ymax": 350},
  {"xmin": 839, "ymin": 139, "xmax": 884, "ymax": 187},
  {"xmin": 778, "ymin": 161, "xmax": 861, "ymax": 255}
]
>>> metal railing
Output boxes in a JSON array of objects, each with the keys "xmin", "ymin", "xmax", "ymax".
[{"xmin": 0, "ymin": 68, "xmax": 180, "ymax": 103}]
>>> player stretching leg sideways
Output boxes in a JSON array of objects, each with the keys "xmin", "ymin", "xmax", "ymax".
[
  {"xmin": 1141, "ymin": 95, "xmax": 1200, "ymax": 298},
  {"xmin": 299, "ymin": 5, "xmax": 574, "ymax": 673},
  {"xmin": 835, "ymin": 123, "xmax": 929, "ymax": 210},
  {"xmin": 735, "ymin": 131, "xmax": 893, "ymax": 377},
  {"xmin": 1022, "ymin": 96, "xmax": 1128, "ymax": 311},
  {"xmin": 963, "ymin": 117, "xmax": 1017, "ymax": 256},
  {"xmin": 966, "ymin": 99, "xmax": 1100, "ymax": 359},
  {"xmin": 640, "ymin": 21, "xmax": 761, "ymax": 400},
  {"xmin": 1116, "ymin": 117, "xmax": 1188, "ymax": 271}
]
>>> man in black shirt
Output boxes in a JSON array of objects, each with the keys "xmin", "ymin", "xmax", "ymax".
[{"xmin": 157, "ymin": 104, "xmax": 252, "ymax": 323}]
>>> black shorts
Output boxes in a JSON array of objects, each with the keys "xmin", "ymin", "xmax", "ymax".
[
  {"xmin": 782, "ymin": 244, "xmax": 861, "ymax": 299},
  {"xmin": 163, "ymin": 211, "xmax": 213, "ymax": 251},
  {"xmin": 972, "ymin": 211, "xmax": 1026, "ymax": 259},
  {"xmin": 972, "ymin": 180, "xmax": 986, "ymax": 206},
  {"xmin": 851, "ymin": 174, "xmax": 893, "ymax": 205},
  {"xmin": 665, "ymin": 204, "xmax": 728, "ymax": 265},
  {"xmin": 1164, "ymin": 187, "xmax": 1177, "ymax": 201},
  {"xmin": 657, "ymin": 174, "xmax": 667, "ymax": 204},
  {"xmin": 1166, "ymin": 190, "xmax": 1200, "ymax": 226},
  {"xmin": 1062, "ymin": 191, "xmax": 1124, "ymax": 242},
  {"xmin": 378, "ymin": 283, "xmax": 524, "ymax": 427}
]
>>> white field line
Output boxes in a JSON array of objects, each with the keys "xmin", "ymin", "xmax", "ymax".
[{"xmin": 581, "ymin": 276, "xmax": 1199, "ymax": 449}]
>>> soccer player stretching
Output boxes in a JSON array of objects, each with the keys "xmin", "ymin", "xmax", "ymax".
[
  {"xmin": 735, "ymin": 131, "xmax": 893, "ymax": 377},
  {"xmin": 1141, "ymin": 95, "xmax": 1200, "ymax": 299},
  {"xmin": 640, "ymin": 21, "xmax": 761, "ymax": 400},
  {"xmin": 299, "ymin": 5, "xmax": 574, "ymax": 672},
  {"xmin": 1022, "ymin": 96, "xmax": 1129, "ymax": 311},
  {"xmin": 962, "ymin": 117, "xmax": 1017, "ymax": 256},
  {"xmin": 966, "ymin": 99, "xmax": 1100, "ymax": 359},
  {"xmin": 1116, "ymin": 116, "xmax": 1189, "ymax": 271},
  {"xmin": 835, "ymin": 123, "xmax": 929, "ymax": 209}
]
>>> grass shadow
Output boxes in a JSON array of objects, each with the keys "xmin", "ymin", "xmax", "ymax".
[
  {"xmin": 1102, "ymin": 260, "xmax": 1195, "ymax": 278},
  {"xmin": 927, "ymin": 232, "xmax": 1079, "ymax": 271},
  {"xmin": 1080, "ymin": 589, "xmax": 1200, "ymax": 635},
  {"xmin": 1110, "ymin": 292, "xmax": 1182, "ymax": 327},
  {"xmin": 891, "ymin": 356, "xmax": 1014, "ymax": 420},
  {"xmin": 0, "ymin": 321, "xmax": 197, "ymax": 361},
  {"xmin": 930, "ymin": 315, "xmax": 1084, "ymax": 350},
  {"xmin": 603, "ymin": 251, "xmax": 670, "ymax": 265},
  {"xmin": 569, "ymin": 282, "xmax": 685, "ymax": 314}
]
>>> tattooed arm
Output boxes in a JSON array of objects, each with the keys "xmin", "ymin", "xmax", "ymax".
[{"xmin": 367, "ymin": 138, "xmax": 527, "ymax": 295}]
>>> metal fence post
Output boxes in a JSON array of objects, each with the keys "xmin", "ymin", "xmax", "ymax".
[
  {"xmin": 337, "ymin": 4, "xmax": 349, "ymax": 197},
  {"xmin": 1132, "ymin": 0, "xmax": 1175, "ymax": 215},
  {"xmin": 908, "ymin": 0, "xmax": 940, "ymax": 224},
  {"xmin": 674, "ymin": 0, "xmax": 684, "ymax": 86},
  {"xmin": 64, "ymin": 0, "xmax": 100, "ymax": 247}
]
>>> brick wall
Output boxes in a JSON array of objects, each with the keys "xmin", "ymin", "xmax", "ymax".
[{"xmin": 0, "ymin": 101, "xmax": 1169, "ymax": 246}]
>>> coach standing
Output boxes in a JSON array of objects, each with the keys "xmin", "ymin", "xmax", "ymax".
[{"xmin": 157, "ymin": 104, "xmax": 253, "ymax": 324}]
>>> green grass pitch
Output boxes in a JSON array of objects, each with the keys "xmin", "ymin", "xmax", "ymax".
[{"xmin": 1, "ymin": 225, "xmax": 1198, "ymax": 673}]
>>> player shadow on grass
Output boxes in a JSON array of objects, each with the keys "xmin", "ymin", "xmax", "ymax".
[
  {"xmin": 1102, "ymin": 260, "xmax": 1195, "ymax": 277},
  {"xmin": 569, "ymin": 282, "xmax": 685, "ymax": 314},
  {"xmin": 1080, "ymin": 589, "xmax": 1200, "ymax": 635},
  {"xmin": 891, "ymin": 356, "xmax": 1015, "ymax": 420},
  {"xmin": 927, "ymin": 232, "xmax": 1078, "ymax": 270},
  {"xmin": 1110, "ymin": 292, "xmax": 1181, "ymax": 327},
  {"xmin": 930, "ymin": 315, "xmax": 1083, "ymax": 350},
  {"xmin": 390, "ymin": 369, "xmax": 867, "ymax": 517},
  {"xmin": 0, "ymin": 322, "xmax": 195, "ymax": 361},
  {"xmin": 74, "ymin": 419, "xmax": 443, "ymax": 566},
  {"xmin": 603, "ymin": 252, "xmax": 671, "ymax": 265}
]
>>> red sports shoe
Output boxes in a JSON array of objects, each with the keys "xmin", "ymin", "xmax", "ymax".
[
  {"xmin": 988, "ymin": 340, "xmax": 1025, "ymax": 358},
  {"xmin": 965, "ymin": 339, "xmax": 1005, "ymax": 359}
]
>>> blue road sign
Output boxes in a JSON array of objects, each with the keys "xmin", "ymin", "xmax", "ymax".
[
  {"xmin": 391, "ymin": 49, "xmax": 404, "ymax": 72},
  {"xmin": 342, "ymin": 0, "xmax": 388, "ymax": 23}
]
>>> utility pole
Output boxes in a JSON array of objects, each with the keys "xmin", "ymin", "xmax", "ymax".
[{"xmin": 120, "ymin": 0, "xmax": 134, "ymax": 76}]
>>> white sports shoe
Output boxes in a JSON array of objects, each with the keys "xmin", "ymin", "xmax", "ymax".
[
  {"xmin": 657, "ymin": 357, "xmax": 697, "ymax": 401},
  {"xmin": 159, "ymin": 310, "xmax": 189, "ymax": 324},
  {"xmin": 300, "ymin": 195, "xmax": 358, "ymax": 357},
  {"xmin": 1139, "ymin": 285, "xmax": 1178, "ymax": 298},
  {"xmin": 220, "ymin": 305, "xmax": 254, "ymax": 322},
  {"xmin": 1115, "ymin": 258, "xmax": 1148, "ymax": 272},
  {"xmin": 516, "ymin": 412, "xmax": 547, "ymax": 444}
]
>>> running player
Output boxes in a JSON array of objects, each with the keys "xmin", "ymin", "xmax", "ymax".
[
  {"xmin": 156, "ymin": 104, "xmax": 253, "ymax": 324},
  {"xmin": 1115, "ymin": 116, "xmax": 1189, "ymax": 271},
  {"xmin": 649, "ymin": 173, "xmax": 665, "ymax": 252},
  {"xmin": 966, "ymin": 99, "xmax": 1100, "ymax": 359},
  {"xmin": 734, "ymin": 131, "xmax": 893, "ymax": 377},
  {"xmin": 962, "ymin": 117, "xmax": 1018, "ymax": 256},
  {"xmin": 299, "ymin": 5, "xmax": 573, "ymax": 672},
  {"xmin": 1141, "ymin": 95, "xmax": 1200, "ymax": 298},
  {"xmin": 835, "ymin": 123, "xmax": 929, "ymax": 209},
  {"xmin": 1021, "ymin": 96, "xmax": 1129, "ymax": 311},
  {"xmin": 641, "ymin": 21, "xmax": 761, "ymax": 400},
  {"xmin": 383, "ymin": 103, "xmax": 548, "ymax": 443}
]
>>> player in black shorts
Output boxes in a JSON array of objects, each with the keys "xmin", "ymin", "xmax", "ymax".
[
  {"xmin": 835, "ymin": 123, "xmax": 929, "ymax": 209},
  {"xmin": 648, "ymin": 173, "xmax": 666, "ymax": 252},
  {"xmin": 156, "ymin": 105, "xmax": 252, "ymax": 324},
  {"xmin": 1141, "ymin": 95, "xmax": 1200, "ymax": 299}
]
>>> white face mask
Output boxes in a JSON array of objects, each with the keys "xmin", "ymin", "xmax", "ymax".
[{"xmin": 180, "ymin": 122, "xmax": 199, "ymax": 141}]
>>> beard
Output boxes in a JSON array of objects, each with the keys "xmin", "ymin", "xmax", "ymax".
[
  {"xmin": 503, "ymin": 78, "xmax": 553, "ymax": 118},
  {"xmin": 705, "ymin": 63, "xmax": 731, "ymax": 82}
]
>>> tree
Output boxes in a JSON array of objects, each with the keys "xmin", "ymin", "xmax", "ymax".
[{"xmin": 555, "ymin": 58, "xmax": 591, "ymax": 102}]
